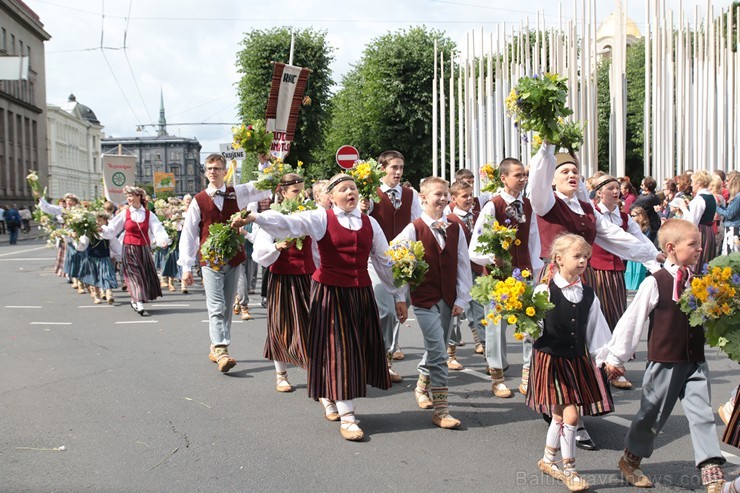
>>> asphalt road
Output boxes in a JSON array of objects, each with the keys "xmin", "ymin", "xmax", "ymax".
[{"xmin": 0, "ymin": 239, "xmax": 738, "ymax": 493}]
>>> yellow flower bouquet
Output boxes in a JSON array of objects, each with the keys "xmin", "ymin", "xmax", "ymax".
[
  {"xmin": 679, "ymin": 252, "xmax": 740, "ymax": 362},
  {"xmin": 199, "ymin": 211, "xmax": 249, "ymax": 271},
  {"xmin": 269, "ymin": 191, "xmax": 316, "ymax": 250},
  {"xmin": 385, "ymin": 239, "xmax": 429, "ymax": 290},
  {"xmin": 348, "ymin": 159, "xmax": 383, "ymax": 202},
  {"xmin": 473, "ymin": 216, "xmax": 520, "ymax": 279},
  {"xmin": 479, "ymin": 163, "xmax": 501, "ymax": 194},
  {"xmin": 471, "ymin": 268, "xmax": 554, "ymax": 340},
  {"xmin": 232, "ymin": 121, "xmax": 273, "ymax": 155},
  {"xmin": 254, "ymin": 159, "xmax": 302, "ymax": 191}
]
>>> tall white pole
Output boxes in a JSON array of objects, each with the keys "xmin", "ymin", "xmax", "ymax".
[
  {"xmin": 432, "ymin": 39, "xmax": 438, "ymax": 178},
  {"xmin": 440, "ymin": 50, "xmax": 446, "ymax": 181}
]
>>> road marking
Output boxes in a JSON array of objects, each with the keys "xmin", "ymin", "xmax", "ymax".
[
  {"xmin": 0, "ymin": 246, "xmax": 47, "ymax": 257},
  {"xmin": 6, "ymin": 305, "xmax": 42, "ymax": 308},
  {"xmin": 201, "ymin": 320, "xmax": 245, "ymax": 323},
  {"xmin": 78, "ymin": 305, "xmax": 113, "ymax": 308},
  {"xmin": 30, "ymin": 322, "xmax": 72, "ymax": 325},
  {"xmin": 115, "ymin": 320, "xmax": 159, "ymax": 324},
  {"xmin": 0, "ymin": 258, "xmax": 56, "ymax": 261},
  {"xmin": 459, "ymin": 367, "xmax": 491, "ymax": 381},
  {"xmin": 150, "ymin": 303, "xmax": 190, "ymax": 307},
  {"xmin": 722, "ymin": 451, "xmax": 740, "ymax": 466}
]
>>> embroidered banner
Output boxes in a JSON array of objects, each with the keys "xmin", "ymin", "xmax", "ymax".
[
  {"xmin": 101, "ymin": 154, "xmax": 136, "ymax": 205},
  {"xmin": 265, "ymin": 62, "xmax": 310, "ymax": 159}
]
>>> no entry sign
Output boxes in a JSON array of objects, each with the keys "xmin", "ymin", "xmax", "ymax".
[{"xmin": 335, "ymin": 145, "xmax": 359, "ymax": 169}]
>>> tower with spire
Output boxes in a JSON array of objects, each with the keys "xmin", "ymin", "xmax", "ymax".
[{"xmin": 157, "ymin": 89, "xmax": 167, "ymax": 137}]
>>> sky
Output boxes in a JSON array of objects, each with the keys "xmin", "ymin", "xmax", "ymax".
[{"xmin": 23, "ymin": 0, "xmax": 732, "ymax": 158}]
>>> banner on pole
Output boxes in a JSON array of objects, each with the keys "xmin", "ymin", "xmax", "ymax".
[
  {"xmin": 154, "ymin": 172, "xmax": 176, "ymax": 194},
  {"xmin": 101, "ymin": 154, "xmax": 136, "ymax": 205},
  {"xmin": 265, "ymin": 62, "xmax": 310, "ymax": 159}
]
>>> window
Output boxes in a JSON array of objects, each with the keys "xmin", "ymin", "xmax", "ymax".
[
  {"xmin": 10, "ymin": 34, "xmax": 14, "ymax": 54},
  {"xmin": 1, "ymin": 29, "xmax": 6, "ymax": 51}
]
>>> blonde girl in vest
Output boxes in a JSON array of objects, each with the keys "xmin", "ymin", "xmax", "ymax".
[
  {"xmin": 528, "ymin": 234, "xmax": 613, "ymax": 492},
  {"xmin": 242, "ymin": 174, "xmax": 407, "ymax": 442},
  {"xmin": 253, "ymin": 173, "xmax": 318, "ymax": 393}
]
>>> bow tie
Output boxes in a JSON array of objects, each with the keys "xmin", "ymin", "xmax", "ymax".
[
  {"xmin": 462, "ymin": 212, "xmax": 475, "ymax": 231},
  {"xmin": 430, "ymin": 220, "xmax": 448, "ymax": 238},
  {"xmin": 211, "ymin": 189, "xmax": 235, "ymax": 199}
]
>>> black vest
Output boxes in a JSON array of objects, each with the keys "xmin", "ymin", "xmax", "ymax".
[{"xmin": 533, "ymin": 282, "xmax": 594, "ymax": 358}]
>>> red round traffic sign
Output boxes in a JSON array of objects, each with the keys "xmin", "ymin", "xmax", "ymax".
[{"xmin": 335, "ymin": 145, "xmax": 359, "ymax": 169}]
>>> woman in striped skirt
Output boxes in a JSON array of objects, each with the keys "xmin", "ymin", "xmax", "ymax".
[
  {"xmin": 243, "ymin": 173, "xmax": 407, "ymax": 442},
  {"xmin": 76, "ymin": 212, "xmax": 119, "ymax": 304},
  {"xmin": 679, "ymin": 170, "xmax": 718, "ymax": 270},
  {"xmin": 52, "ymin": 199, "xmax": 67, "ymax": 277},
  {"xmin": 101, "ymin": 186, "xmax": 170, "ymax": 316},
  {"xmin": 583, "ymin": 175, "xmax": 656, "ymax": 390},
  {"xmin": 527, "ymin": 234, "xmax": 613, "ymax": 491},
  {"xmin": 252, "ymin": 173, "xmax": 316, "ymax": 393},
  {"xmin": 38, "ymin": 194, "xmax": 82, "ymax": 285}
]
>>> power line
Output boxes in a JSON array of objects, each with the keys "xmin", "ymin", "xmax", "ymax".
[{"xmin": 122, "ymin": 0, "xmax": 153, "ymax": 123}]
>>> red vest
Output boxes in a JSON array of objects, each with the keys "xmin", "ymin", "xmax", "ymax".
[
  {"xmin": 269, "ymin": 237, "xmax": 316, "ymax": 275},
  {"xmin": 411, "ymin": 218, "xmax": 459, "ymax": 309},
  {"xmin": 538, "ymin": 194, "xmax": 597, "ymax": 260},
  {"xmin": 369, "ymin": 186, "xmax": 413, "ymax": 242},
  {"xmin": 490, "ymin": 195, "xmax": 533, "ymax": 272},
  {"xmin": 194, "ymin": 187, "xmax": 246, "ymax": 267},
  {"xmin": 590, "ymin": 208, "xmax": 628, "ymax": 271},
  {"xmin": 446, "ymin": 211, "xmax": 484, "ymax": 275},
  {"xmin": 123, "ymin": 208, "xmax": 150, "ymax": 246},
  {"xmin": 648, "ymin": 269, "xmax": 705, "ymax": 363},
  {"xmin": 472, "ymin": 197, "xmax": 482, "ymax": 214},
  {"xmin": 313, "ymin": 209, "xmax": 373, "ymax": 287}
]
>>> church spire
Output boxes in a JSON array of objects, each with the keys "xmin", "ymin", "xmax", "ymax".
[{"xmin": 157, "ymin": 88, "xmax": 167, "ymax": 136}]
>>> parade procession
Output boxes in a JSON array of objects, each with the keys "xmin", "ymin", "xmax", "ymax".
[{"xmin": 1, "ymin": 0, "xmax": 740, "ymax": 492}]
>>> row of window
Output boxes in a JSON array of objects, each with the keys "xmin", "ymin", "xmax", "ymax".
[
  {"xmin": 1, "ymin": 27, "xmax": 31, "ymax": 60},
  {"xmin": 0, "ymin": 109, "xmax": 39, "ymax": 149}
]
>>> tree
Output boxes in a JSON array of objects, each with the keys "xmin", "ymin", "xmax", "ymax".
[
  {"xmin": 235, "ymin": 27, "xmax": 334, "ymax": 179},
  {"xmin": 322, "ymin": 27, "xmax": 456, "ymax": 186}
]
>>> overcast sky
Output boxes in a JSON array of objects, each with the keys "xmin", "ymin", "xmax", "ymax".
[{"xmin": 24, "ymin": 0, "xmax": 730, "ymax": 158}]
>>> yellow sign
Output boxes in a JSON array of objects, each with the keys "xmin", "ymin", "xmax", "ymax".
[{"xmin": 153, "ymin": 172, "xmax": 175, "ymax": 193}]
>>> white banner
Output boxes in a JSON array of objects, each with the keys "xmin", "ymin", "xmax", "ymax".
[{"xmin": 102, "ymin": 154, "xmax": 136, "ymax": 205}]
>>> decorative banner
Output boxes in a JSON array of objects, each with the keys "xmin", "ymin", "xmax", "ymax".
[
  {"xmin": 102, "ymin": 154, "xmax": 136, "ymax": 205},
  {"xmin": 265, "ymin": 62, "xmax": 310, "ymax": 159},
  {"xmin": 154, "ymin": 172, "xmax": 175, "ymax": 194}
]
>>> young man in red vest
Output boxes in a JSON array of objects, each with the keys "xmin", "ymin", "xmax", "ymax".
[
  {"xmin": 605, "ymin": 219, "xmax": 726, "ymax": 492},
  {"xmin": 179, "ymin": 153, "xmax": 272, "ymax": 373},
  {"xmin": 367, "ymin": 150, "xmax": 422, "ymax": 381},
  {"xmin": 394, "ymin": 176, "xmax": 472, "ymax": 429},
  {"xmin": 469, "ymin": 158, "xmax": 543, "ymax": 398}
]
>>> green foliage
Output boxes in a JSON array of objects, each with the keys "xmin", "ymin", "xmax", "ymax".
[
  {"xmin": 235, "ymin": 27, "xmax": 334, "ymax": 170},
  {"xmin": 322, "ymin": 27, "xmax": 456, "ymax": 187}
]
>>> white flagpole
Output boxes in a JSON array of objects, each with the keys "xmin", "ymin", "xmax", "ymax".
[
  {"xmin": 450, "ymin": 53, "xmax": 456, "ymax": 181},
  {"xmin": 288, "ymin": 29, "xmax": 295, "ymax": 66},
  {"xmin": 433, "ymin": 39, "xmax": 438, "ymax": 178},
  {"xmin": 440, "ymin": 50, "xmax": 446, "ymax": 181}
]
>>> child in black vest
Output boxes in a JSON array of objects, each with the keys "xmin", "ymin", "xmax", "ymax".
[
  {"xmin": 527, "ymin": 233, "xmax": 613, "ymax": 492},
  {"xmin": 393, "ymin": 176, "xmax": 473, "ymax": 429},
  {"xmin": 605, "ymin": 219, "xmax": 726, "ymax": 492}
]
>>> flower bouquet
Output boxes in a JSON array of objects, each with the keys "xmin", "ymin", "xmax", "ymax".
[
  {"xmin": 26, "ymin": 170, "xmax": 46, "ymax": 199},
  {"xmin": 473, "ymin": 216, "xmax": 520, "ymax": 279},
  {"xmin": 506, "ymin": 73, "xmax": 583, "ymax": 155},
  {"xmin": 348, "ymin": 159, "xmax": 383, "ymax": 202},
  {"xmin": 679, "ymin": 252, "xmax": 740, "ymax": 362},
  {"xmin": 530, "ymin": 120, "xmax": 585, "ymax": 156},
  {"xmin": 154, "ymin": 198, "xmax": 183, "ymax": 248},
  {"xmin": 269, "ymin": 192, "xmax": 316, "ymax": 250},
  {"xmin": 385, "ymin": 239, "xmax": 429, "ymax": 290},
  {"xmin": 480, "ymin": 163, "xmax": 501, "ymax": 194},
  {"xmin": 63, "ymin": 205, "xmax": 99, "ymax": 240},
  {"xmin": 471, "ymin": 268, "xmax": 554, "ymax": 340},
  {"xmin": 254, "ymin": 158, "xmax": 302, "ymax": 191},
  {"xmin": 199, "ymin": 211, "xmax": 249, "ymax": 271},
  {"xmin": 232, "ymin": 121, "xmax": 273, "ymax": 155}
]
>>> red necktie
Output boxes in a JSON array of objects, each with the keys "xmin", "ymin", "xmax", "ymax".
[{"xmin": 674, "ymin": 266, "xmax": 689, "ymax": 301}]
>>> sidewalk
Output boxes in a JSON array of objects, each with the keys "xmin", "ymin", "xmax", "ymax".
[{"xmin": 0, "ymin": 222, "xmax": 46, "ymax": 245}]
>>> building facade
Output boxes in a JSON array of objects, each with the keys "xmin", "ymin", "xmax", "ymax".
[
  {"xmin": 0, "ymin": 0, "xmax": 50, "ymax": 206},
  {"xmin": 47, "ymin": 94, "xmax": 103, "ymax": 199}
]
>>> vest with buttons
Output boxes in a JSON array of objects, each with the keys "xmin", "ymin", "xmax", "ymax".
[
  {"xmin": 313, "ymin": 209, "xmax": 373, "ymax": 287},
  {"xmin": 490, "ymin": 195, "xmax": 533, "ymax": 272},
  {"xmin": 269, "ymin": 237, "xmax": 316, "ymax": 275},
  {"xmin": 194, "ymin": 187, "xmax": 246, "ymax": 267},
  {"xmin": 370, "ymin": 186, "xmax": 413, "ymax": 242},
  {"xmin": 648, "ymin": 269, "xmax": 705, "ymax": 363},
  {"xmin": 123, "ymin": 208, "xmax": 150, "ymax": 246},
  {"xmin": 446, "ymin": 211, "xmax": 484, "ymax": 275},
  {"xmin": 538, "ymin": 195, "xmax": 597, "ymax": 260},
  {"xmin": 410, "ymin": 218, "xmax": 459, "ymax": 309},
  {"xmin": 533, "ymin": 282, "xmax": 593, "ymax": 358},
  {"xmin": 590, "ymin": 208, "xmax": 628, "ymax": 271}
]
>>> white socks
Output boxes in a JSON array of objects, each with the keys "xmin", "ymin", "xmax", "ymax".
[
  {"xmin": 336, "ymin": 400, "xmax": 360, "ymax": 431},
  {"xmin": 544, "ymin": 419, "xmax": 562, "ymax": 462},
  {"xmin": 274, "ymin": 361, "xmax": 287, "ymax": 373},
  {"xmin": 561, "ymin": 423, "xmax": 578, "ymax": 461}
]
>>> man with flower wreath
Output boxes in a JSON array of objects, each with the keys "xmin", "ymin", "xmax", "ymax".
[{"xmin": 179, "ymin": 153, "xmax": 272, "ymax": 373}]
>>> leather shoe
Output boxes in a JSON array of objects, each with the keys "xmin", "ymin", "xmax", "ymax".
[
  {"xmin": 388, "ymin": 368, "xmax": 402, "ymax": 383},
  {"xmin": 432, "ymin": 412, "xmax": 461, "ymax": 429},
  {"xmin": 576, "ymin": 437, "xmax": 598, "ymax": 451},
  {"xmin": 392, "ymin": 349, "xmax": 405, "ymax": 360},
  {"xmin": 618, "ymin": 457, "xmax": 653, "ymax": 488}
]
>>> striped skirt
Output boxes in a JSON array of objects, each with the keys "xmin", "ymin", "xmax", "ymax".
[
  {"xmin": 697, "ymin": 223, "xmax": 717, "ymax": 272},
  {"xmin": 79, "ymin": 256, "xmax": 118, "ymax": 290},
  {"xmin": 264, "ymin": 273, "xmax": 311, "ymax": 368},
  {"xmin": 526, "ymin": 349, "xmax": 614, "ymax": 417},
  {"xmin": 723, "ymin": 386, "xmax": 740, "ymax": 449},
  {"xmin": 122, "ymin": 244, "xmax": 162, "ymax": 303},
  {"xmin": 307, "ymin": 282, "xmax": 391, "ymax": 401},
  {"xmin": 54, "ymin": 241, "xmax": 66, "ymax": 276},
  {"xmin": 582, "ymin": 266, "xmax": 627, "ymax": 332}
]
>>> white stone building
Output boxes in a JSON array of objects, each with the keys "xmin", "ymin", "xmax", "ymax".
[{"xmin": 46, "ymin": 94, "xmax": 103, "ymax": 199}]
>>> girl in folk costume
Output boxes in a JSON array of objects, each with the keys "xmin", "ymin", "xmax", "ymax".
[
  {"xmin": 716, "ymin": 171, "xmax": 740, "ymax": 256},
  {"xmin": 252, "ymin": 173, "xmax": 318, "ymax": 393},
  {"xmin": 53, "ymin": 198, "xmax": 67, "ymax": 277},
  {"xmin": 678, "ymin": 170, "xmax": 718, "ymax": 269},
  {"xmin": 75, "ymin": 212, "xmax": 119, "ymax": 304},
  {"xmin": 159, "ymin": 197, "xmax": 185, "ymax": 293},
  {"xmin": 243, "ymin": 174, "xmax": 407, "ymax": 442},
  {"xmin": 101, "ymin": 186, "xmax": 170, "ymax": 316},
  {"xmin": 529, "ymin": 144, "xmax": 663, "ymax": 450},
  {"xmin": 38, "ymin": 193, "xmax": 85, "ymax": 289},
  {"xmin": 527, "ymin": 234, "xmax": 613, "ymax": 492},
  {"xmin": 582, "ymin": 174, "xmax": 656, "ymax": 390},
  {"xmin": 623, "ymin": 207, "xmax": 651, "ymax": 290}
]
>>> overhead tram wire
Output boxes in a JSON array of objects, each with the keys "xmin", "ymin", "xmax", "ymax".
[{"xmin": 122, "ymin": 0, "xmax": 154, "ymax": 123}]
